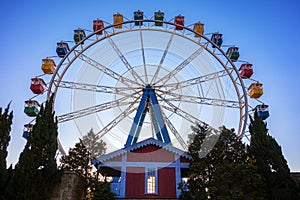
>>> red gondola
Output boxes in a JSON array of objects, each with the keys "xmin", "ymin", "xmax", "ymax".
[
  {"xmin": 30, "ymin": 78, "xmax": 46, "ymax": 94},
  {"xmin": 174, "ymin": 15, "xmax": 184, "ymax": 30},
  {"xmin": 239, "ymin": 63, "xmax": 253, "ymax": 79},
  {"xmin": 93, "ymin": 19, "xmax": 104, "ymax": 35}
]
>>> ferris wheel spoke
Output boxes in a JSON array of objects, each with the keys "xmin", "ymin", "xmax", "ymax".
[
  {"xmin": 161, "ymin": 111, "xmax": 188, "ymax": 150},
  {"xmin": 139, "ymin": 29, "xmax": 148, "ymax": 83},
  {"xmin": 96, "ymin": 98, "xmax": 140, "ymax": 139},
  {"xmin": 158, "ymin": 91, "xmax": 241, "ymax": 108},
  {"xmin": 57, "ymin": 80, "xmax": 138, "ymax": 96},
  {"xmin": 156, "ymin": 69, "xmax": 232, "ymax": 93},
  {"xmin": 105, "ymin": 31, "xmax": 146, "ymax": 85},
  {"xmin": 77, "ymin": 52, "xmax": 142, "ymax": 88},
  {"xmin": 154, "ymin": 47, "xmax": 205, "ymax": 85},
  {"xmin": 150, "ymin": 31, "xmax": 175, "ymax": 84},
  {"xmin": 57, "ymin": 93, "xmax": 139, "ymax": 123},
  {"xmin": 157, "ymin": 93, "xmax": 207, "ymax": 128}
]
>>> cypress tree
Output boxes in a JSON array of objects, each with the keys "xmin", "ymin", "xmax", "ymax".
[
  {"xmin": 6, "ymin": 96, "xmax": 61, "ymax": 200},
  {"xmin": 181, "ymin": 124, "xmax": 266, "ymax": 199},
  {"xmin": 249, "ymin": 112, "xmax": 299, "ymax": 199},
  {"xmin": 0, "ymin": 103, "xmax": 13, "ymax": 198}
]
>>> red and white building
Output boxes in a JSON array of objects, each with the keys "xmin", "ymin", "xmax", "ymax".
[{"xmin": 92, "ymin": 138, "xmax": 191, "ymax": 199}]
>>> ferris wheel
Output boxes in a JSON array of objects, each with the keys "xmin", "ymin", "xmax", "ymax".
[{"xmin": 23, "ymin": 10, "xmax": 269, "ymax": 155}]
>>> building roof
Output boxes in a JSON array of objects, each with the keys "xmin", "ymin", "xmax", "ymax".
[{"xmin": 92, "ymin": 138, "xmax": 191, "ymax": 165}]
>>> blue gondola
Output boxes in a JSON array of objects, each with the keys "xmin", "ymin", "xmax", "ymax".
[
  {"xmin": 23, "ymin": 124, "xmax": 33, "ymax": 139},
  {"xmin": 56, "ymin": 42, "xmax": 70, "ymax": 58},
  {"xmin": 134, "ymin": 10, "xmax": 144, "ymax": 26},
  {"xmin": 255, "ymin": 104, "xmax": 270, "ymax": 120},
  {"xmin": 211, "ymin": 33, "xmax": 223, "ymax": 48}
]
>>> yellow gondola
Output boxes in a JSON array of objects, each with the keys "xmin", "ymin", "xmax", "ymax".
[
  {"xmin": 41, "ymin": 58, "xmax": 56, "ymax": 74},
  {"xmin": 193, "ymin": 22, "xmax": 204, "ymax": 37},
  {"xmin": 248, "ymin": 82, "xmax": 263, "ymax": 98},
  {"xmin": 113, "ymin": 13, "xmax": 123, "ymax": 29}
]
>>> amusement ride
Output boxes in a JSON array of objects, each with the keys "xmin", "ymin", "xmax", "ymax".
[{"xmin": 23, "ymin": 10, "xmax": 269, "ymax": 155}]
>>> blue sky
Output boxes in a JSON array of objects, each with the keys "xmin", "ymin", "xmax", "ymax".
[{"xmin": 0, "ymin": 0, "xmax": 299, "ymax": 171}]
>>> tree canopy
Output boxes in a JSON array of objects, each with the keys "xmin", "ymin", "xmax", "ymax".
[
  {"xmin": 0, "ymin": 103, "xmax": 13, "ymax": 199},
  {"xmin": 4, "ymin": 96, "xmax": 62, "ymax": 200},
  {"xmin": 181, "ymin": 113, "xmax": 299, "ymax": 199},
  {"xmin": 60, "ymin": 129, "xmax": 111, "ymax": 199},
  {"xmin": 249, "ymin": 112, "xmax": 299, "ymax": 199},
  {"xmin": 181, "ymin": 124, "xmax": 266, "ymax": 199}
]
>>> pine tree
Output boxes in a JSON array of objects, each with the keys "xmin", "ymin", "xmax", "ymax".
[
  {"xmin": 0, "ymin": 103, "xmax": 13, "ymax": 198},
  {"xmin": 249, "ymin": 112, "xmax": 299, "ymax": 199},
  {"xmin": 60, "ymin": 139, "xmax": 91, "ymax": 199},
  {"xmin": 82, "ymin": 129, "xmax": 106, "ymax": 159},
  {"xmin": 92, "ymin": 178, "xmax": 115, "ymax": 200},
  {"xmin": 60, "ymin": 130, "xmax": 107, "ymax": 200},
  {"xmin": 5, "ymin": 96, "xmax": 61, "ymax": 200}
]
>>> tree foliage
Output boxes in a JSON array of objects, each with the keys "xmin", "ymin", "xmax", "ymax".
[
  {"xmin": 5, "ymin": 96, "xmax": 62, "ymax": 200},
  {"xmin": 181, "ymin": 124, "xmax": 266, "ymax": 199},
  {"xmin": 0, "ymin": 103, "xmax": 13, "ymax": 198},
  {"xmin": 182, "ymin": 113, "xmax": 300, "ymax": 199},
  {"xmin": 82, "ymin": 129, "xmax": 106, "ymax": 159},
  {"xmin": 249, "ymin": 112, "xmax": 299, "ymax": 199},
  {"xmin": 92, "ymin": 178, "xmax": 115, "ymax": 200},
  {"xmin": 60, "ymin": 129, "xmax": 109, "ymax": 200}
]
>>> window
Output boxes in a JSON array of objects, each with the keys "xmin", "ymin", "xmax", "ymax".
[{"xmin": 146, "ymin": 168, "xmax": 157, "ymax": 194}]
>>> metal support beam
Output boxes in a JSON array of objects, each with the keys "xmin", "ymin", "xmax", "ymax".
[{"xmin": 125, "ymin": 85, "xmax": 170, "ymax": 147}]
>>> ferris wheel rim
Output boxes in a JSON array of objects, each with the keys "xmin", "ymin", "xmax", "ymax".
[{"xmin": 46, "ymin": 18, "xmax": 249, "ymax": 153}]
